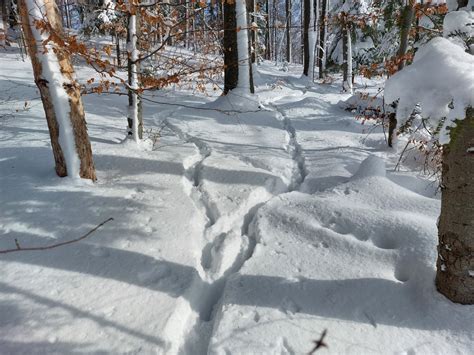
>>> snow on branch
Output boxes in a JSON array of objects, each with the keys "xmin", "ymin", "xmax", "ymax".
[{"xmin": 385, "ymin": 34, "xmax": 474, "ymax": 144}]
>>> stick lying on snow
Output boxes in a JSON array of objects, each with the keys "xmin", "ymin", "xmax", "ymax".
[{"xmin": 0, "ymin": 218, "xmax": 114, "ymax": 254}]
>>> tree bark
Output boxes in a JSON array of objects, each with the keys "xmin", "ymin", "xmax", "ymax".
[
  {"xmin": 127, "ymin": 9, "xmax": 143, "ymax": 141},
  {"xmin": 285, "ymin": 0, "xmax": 291, "ymax": 62},
  {"xmin": 0, "ymin": 0, "xmax": 7, "ymax": 46},
  {"xmin": 342, "ymin": 21, "xmax": 352, "ymax": 93},
  {"xmin": 223, "ymin": 0, "xmax": 254, "ymax": 94},
  {"xmin": 303, "ymin": 0, "xmax": 316, "ymax": 78},
  {"xmin": 223, "ymin": 0, "xmax": 238, "ymax": 93},
  {"xmin": 19, "ymin": 0, "xmax": 96, "ymax": 180},
  {"xmin": 397, "ymin": 0, "xmax": 415, "ymax": 71},
  {"xmin": 318, "ymin": 0, "xmax": 327, "ymax": 79},
  {"xmin": 436, "ymin": 107, "xmax": 474, "ymax": 304},
  {"xmin": 265, "ymin": 0, "xmax": 270, "ymax": 60},
  {"xmin": 303, "ymin": 0, "xmax": 310, "ymax": 75},
  {"xmin": 248, "ymin": 0, "xmax": 256, "ymax": 63}
]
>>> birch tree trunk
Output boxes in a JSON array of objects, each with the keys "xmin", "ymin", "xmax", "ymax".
[
  {"xmin": 342, "ymin": 21, "xmax": 353, "ymax": 93},
  {"xmin": 436, "ymin": 107, "xmax": 474, "ymax": 304},
  {"xmin": 19, "ymin": 0, "xmax": 96, "ymax": 180},
  {"xmin": 127, "ymin": 8, "xmax": 143, "ymax": 142}
]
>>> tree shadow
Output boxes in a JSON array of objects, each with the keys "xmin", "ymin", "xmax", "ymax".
[{"xmin": 0, "ymin": 282, "xmax": 166, "ymax": 349}]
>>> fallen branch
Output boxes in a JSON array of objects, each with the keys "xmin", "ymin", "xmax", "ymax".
[{"xmin": 0, "ymin": 218, "xmax": 114, "ymax": 254}]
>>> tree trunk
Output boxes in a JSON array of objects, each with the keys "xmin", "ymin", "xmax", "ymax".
[
  {"xmin": 303, "ymin": 0, "xmax": 316, "ymax": 78},
  {"xmin": 248, "ymin": 0, "xmax": 256, "ymax": 63},
  {"xmin": 223, "ymin": 0, "xmax": 238, "ymax": 93},
  {"xmin": 285, "ymin": 0, "xmax": 291, "ymax": 62},
  {"xmin": 318, "ymin": 0, "xmax": 327, "ymax": 79},
  {"xmin": 342, "ymin": 22, "xmax": 353, "ymax": 93},
  {"xmin": 115, "ymin": 29, "xmax": 121, "ymax": 67},
  {"xmin": 19, "ymin": 0, "xmax": 96, "ymax": 180},
  {"xmin": 436, "ymin": 107, "xmax": 474, "ymax": 304},
  {"xmin": 388, "ymin": 112, "xmax": 397, "ymax": 147},
  {"xmin": 397, "ymin": 0, "xmax": 415, "ymax": 71},
  {"xmin": 303, "ymin": 0, "xmax": 310, "ymax": 75},
  {"xmin": 223, "ymin": 0, "xmax": 254, "ymax": 94},
  {"xmin": 127, "ymin": 9, "xmax": 143, "ymax": 141},
  {"xmin": 0, "ymin": 0, "xmax": 7, "ymax": 46},
  {"xmin": 272, "ymin": 0, "xmax": 276, "ymax": 61},
  {"xmin": 265, "ymin": 0, "xmax": 270, "ymax": 60}
]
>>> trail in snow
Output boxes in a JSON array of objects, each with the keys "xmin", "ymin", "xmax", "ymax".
[
  {"xmin": 160, "ymin": 94, "xmax": 310, "ymax": 353},
  {"xmin": 265, "ymin": 101, "xmax": 308, "ymax": 192},
  {"xmin": 163, "ymin": 120, "xmax": 217, "ymax": 227},
  {"xmin": 162, "ymin": 117, "xmax": 265, "ymax": 354}
]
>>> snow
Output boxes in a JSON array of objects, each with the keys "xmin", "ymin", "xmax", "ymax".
[
  {"xmin": 26, "ymin": 0, "xmax": 81, "ymax": 178},
  {"xmin": 385, "ymin": 36, "xmax": 474, "ymax": 144},
  {"xmin": 1, "ymin": 46, "xmax": 473, "ymax": 355},
  {"xmin": 443, "ymin": 10, "xmax": 474, "ymax": 38}
]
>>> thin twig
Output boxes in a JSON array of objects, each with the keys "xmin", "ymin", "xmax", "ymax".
[{"xmin": 0, "ymin": 218, "xmax": 114, "ymax": 254}]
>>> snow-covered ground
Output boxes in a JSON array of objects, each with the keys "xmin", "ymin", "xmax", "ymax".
[{"xmin": 1, "ymin": 48, "xmax": 472, "ymax": 354}]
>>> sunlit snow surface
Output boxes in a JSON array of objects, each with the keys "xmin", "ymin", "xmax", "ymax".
[{"xmin": 0, "ymin": 46, "xmax": 472, "ymax": 355}]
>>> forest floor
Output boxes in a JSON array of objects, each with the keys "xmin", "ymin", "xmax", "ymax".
[{"xmin": 1, "ymin": 47, "xmax": 473, "ymax": 354}]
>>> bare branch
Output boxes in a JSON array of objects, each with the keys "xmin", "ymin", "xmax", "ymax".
[{"xmin": 0, "ymin": 218, "xmax": 114, "ymax": 254}]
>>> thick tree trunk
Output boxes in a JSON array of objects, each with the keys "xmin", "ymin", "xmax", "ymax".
[
  {"xmin": 436, "ymin": 107, "xmax": 474, "ymax": 304},
  {"xmin": 397, "ymin": 0, "xmax": 415, "ymax": 71},
  {"xmin": 318, "ymin": 0, "xmax": 327, "ymax": 79},
  {"xmin": 223, "ymin": 0, "xmax": 238, "ymax": 93},
  {"xmin": 223, "ymin": 0, "xmax": 254, "ymax": 94},
  {"xmin": 285, "ymin": 0, "xmax": 291, "ymax": 62},
  {"xmin": 19, "ymin": 0, "xmax": 96, "ymax": 180}
]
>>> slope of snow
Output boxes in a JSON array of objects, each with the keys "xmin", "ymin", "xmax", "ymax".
[{"xmin": 1, "ymin": 46, "xmax": 472, "ymax": 355}]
